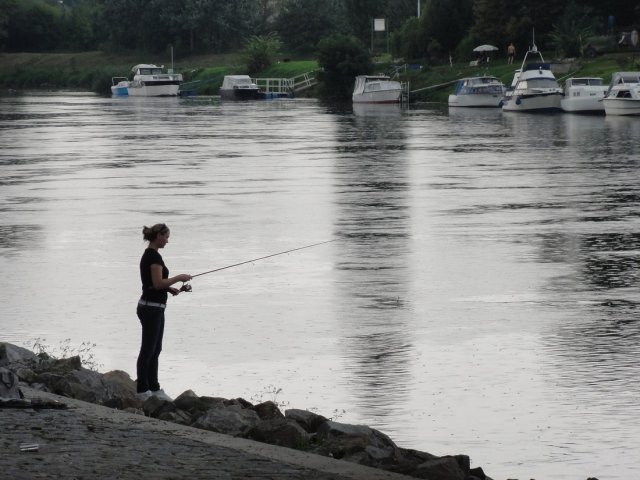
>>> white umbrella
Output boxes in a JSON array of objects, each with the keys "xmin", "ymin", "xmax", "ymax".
[{"xmin": 473, "ymin": 44, "xmax": 499, "ymax": 52}]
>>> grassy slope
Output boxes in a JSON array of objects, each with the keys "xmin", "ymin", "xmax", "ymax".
[
  {"xmin": 405, "ymin": 53, "xmax": 640, "ymax": 103},
  {"xmin": 1, "ymin": 50, "xmax": 638, "ymax": 101}
]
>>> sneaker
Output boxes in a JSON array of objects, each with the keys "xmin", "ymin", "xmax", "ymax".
[
  {"xmin": 135, "ymin": 390, "xmax": 153, "ymax": 401},
  {"xmin": 152, "ymin": 389, "xmax": 173, "ymax": 402}
]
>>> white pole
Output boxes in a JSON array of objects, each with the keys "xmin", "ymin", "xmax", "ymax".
[{"xmin": 417, "ymin": 0, "xmax": 420, "ymax": 17}]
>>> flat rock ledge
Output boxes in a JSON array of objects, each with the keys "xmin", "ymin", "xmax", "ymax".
[{"xmin": 0, "ymin": 341, "xmax": 572, "ymax": 480}]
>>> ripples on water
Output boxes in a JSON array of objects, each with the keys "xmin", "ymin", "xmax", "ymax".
[{"xmin": 1, "ymin": 93, "xmax": 639, "ymax": 479}]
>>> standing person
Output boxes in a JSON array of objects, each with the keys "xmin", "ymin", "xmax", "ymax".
[
  {"xmin": 507, "ymin": 43, "xmax": 516, "ymax": 64},
  {"xmin": 136, "ymin": 223, "xmax": 192, "ymax": 401}
]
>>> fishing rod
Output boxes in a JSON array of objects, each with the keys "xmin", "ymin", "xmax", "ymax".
[{"xmin": 180, "ymin": 239, "xmax": 337, "ymax": 291}]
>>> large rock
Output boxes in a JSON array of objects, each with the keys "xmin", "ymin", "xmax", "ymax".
[
  {"xmin": 174, "ymin": 390, "xmax": 225, "ymax": 414},
  {"xmin": 412, "ymin": 456, "xmax": 467, "ymax": 480},
  {"xmin": 143, "ymin": 395, "xmax": 177, "ymax": 418},
  {"xmin": 246, "ymin": 418, "xmax": 310, "ymax": 448},
  {"xmin": 0, "ymin": 368, "xmax": 21, "ymax": 400},
  {"xmin": 285, "ymin": 408, "xmax": 327, "ymax": 433},
  {"xmin": 192, "ymin": 404, "xmax": 260, "ymax": 436},
  {"xmin": 0, "ymin": 343, "xmax": 37, "ymax": 367},
  {"xmin": 254, "ymin": 400, "xmax": 284, "ymax": 420},
  {"xmin": 314, "ymin": 420, "xmax": 398, "ymax": 460}
]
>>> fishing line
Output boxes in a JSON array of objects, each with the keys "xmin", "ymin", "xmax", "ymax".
[{"xmin": 190, "ymin": 239, "xmax": 337, "ymax": 280}]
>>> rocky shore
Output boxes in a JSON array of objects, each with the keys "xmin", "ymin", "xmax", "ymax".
[{"xmin": 0, "ymin": 342, "xmax": 601, "ymax": 480}]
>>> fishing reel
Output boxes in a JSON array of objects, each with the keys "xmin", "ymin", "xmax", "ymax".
[{"xmin": 180, "ymin": 283, "xmax": 192, "ymax": 293}]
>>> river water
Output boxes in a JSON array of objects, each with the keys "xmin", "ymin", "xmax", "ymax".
[{"xmin": 1, "ymin": 91, "xmax": 639, "ymax": 479}]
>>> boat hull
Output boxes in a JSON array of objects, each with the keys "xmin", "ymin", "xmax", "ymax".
[
  {"xmin": 352, "ymin": 89, "xmax": 401, "ymax": 104},
  {"xmin": 560, "ymin": 81, "xmax": 606, "ymax": 113},
  {"xmin": 220, "ymin": 88, "xmax": 261, "ymax": 100},
  {"xmin": 110, "ymin": 85, "xmax": 129, "ymax": 96},
  {"xmin": 128, "ymin": 82, "xmax": 181, "ymax": 97},
  {"xmin": 560, "ymin": 96, "xmax": 605, "ymax": 113},
  {"xmin": 502, "ymin": 92, "xmax": 562, "ymax": 112},
  {"xmin": 603, "ymin": 98, "xmax": 640, "ymax": 115},
  {"xmin": 448, "ymin": 93, "xmax": 503, "ymax": 108}
]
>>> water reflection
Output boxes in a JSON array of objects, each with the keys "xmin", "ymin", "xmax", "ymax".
[{"xmin": 332, "ymin": 107, "xmax": 414, "ymax": 419}]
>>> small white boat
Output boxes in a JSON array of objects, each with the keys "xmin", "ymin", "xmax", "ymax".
[
  {"xmin": 501, "ymin": 44, "xmax": 562, "ymax": 112},
  {"xmin": 560, "ymin": 77, "xmax": 607, "ymax": 113},
  {"xmin": 352, "ymin": 75, "xmax": 402, "ymax": 104},
  {"xmin": 127, "ymin": 64, "xmax": 183, "ymax": 97},
  {"xmin": 110, "ymin": 77, "xmax": 129, "ymax": 96},
  {"xmin": 602, "ymin": 71, "xmax": 640, "ymax": 116},
  {"xmin": 448, "ymin": 76, "xmax": 506, "ymax": 108},
  {"xmin": 219, "ymin": 75, "xmax": 260, "ymax": 100}
]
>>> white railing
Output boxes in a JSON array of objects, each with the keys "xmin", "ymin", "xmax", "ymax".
[{"xmin": 253, "ymin": 70, "xmax": 319, "ymax": 93}]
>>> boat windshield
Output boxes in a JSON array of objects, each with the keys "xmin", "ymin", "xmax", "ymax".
[
  {"xmin": 571, "ymin": 78, "xmax": 603, "ymax": 86},
  {"xmin": 518, "ymin": 78, "xmax": 559, "ymax": 89},
  {"xmin": 139, "ymin": 68, "xmax": 163, "ymax": 75}
]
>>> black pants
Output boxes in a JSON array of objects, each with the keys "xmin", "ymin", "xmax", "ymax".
[{"xmin": 136, "ymin": 304, "xmax": 165, "ymax": 393}]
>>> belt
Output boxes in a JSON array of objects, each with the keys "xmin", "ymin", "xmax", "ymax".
[{"xmin": 138, "ymin": 299, "xmax": 166, "ymax": 309}]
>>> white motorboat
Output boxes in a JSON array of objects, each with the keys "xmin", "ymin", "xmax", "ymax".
[
  {"xmin": 127, "ymin": 64, "xmax": 183, "ymax": 97},
  {"xmin": 501, "ymin": 44, "xmax": 562, "ymax": 112},
  {"xmin": 219, "ymin": 75, "xmax": 260, "ymax": 100},
  {"xmin": 110, "ymin": 77, "xmax": 129, "ymax": 96},
  {"xmin": 602, "ymin": 71, "xmax": 640, "ymax": 116},
  {"xmin": 352, "ymin": 75, "xmax": 403, "ymax": 104},
  {"xmin": 448, "ymin": 76, "xmax": 506, "ymax": 108},
  {"xmin": 560, "ymin": 77, "xmax": 607, "ymax": 113}
]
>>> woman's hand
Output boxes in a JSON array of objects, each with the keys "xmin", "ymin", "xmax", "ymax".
[
  {"xmin": 177, "ymin": 273, "xmax": 192, "ymax": 283},
  {"xmin": 169, "ymin": 287, "xmax": 180, "ymax": 296}
]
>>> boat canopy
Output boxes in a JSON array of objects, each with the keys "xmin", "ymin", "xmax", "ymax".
[
  {"xmin": 131, "ymin": 64, "xmax": 164, "ymax": 75},
  {"xmin": 610, "ymin": 72, "xmax": 640, "ymax": 85},
  {"xmin": 221, "ymin": 75, "xmax": 257, "ymax": 89},
  {"xmin": 453, "ymin": 76, "xmax": 503, "ymax": 95},
  {"xmin": 353, "ymin": 75, "xmax": 393, "ymax": 95}
]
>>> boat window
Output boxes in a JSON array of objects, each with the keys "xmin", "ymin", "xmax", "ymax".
[
  {"xmin": 588, "ymin": 78, "xmax": 603, "ymax": 85},
  {"xmin": 525, "ymin": 78, "xmax": 560, "ymax": 89}
]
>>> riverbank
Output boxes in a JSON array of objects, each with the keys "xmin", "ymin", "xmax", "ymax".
[
  {"xmin": 2, "ymin": 50, "xmax": 637, "ymax": 101},
  {"xmin": 4, "ymin": 386, "xmax": 418, "ymax": 480},
  {"xmin": 1, "ymin": 342, "xmax": 491, "ymax": 480}
]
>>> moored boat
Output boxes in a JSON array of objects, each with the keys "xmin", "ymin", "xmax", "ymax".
[
  {"xmin": 602, "ymin": 71, "xmax": 640, "ymax": 116},
  {"xmin": 448, "ymin": 76, "xmax": 506, "ymax": 108},
  {"xmin": 127, "ymin": 64, "xmax": 183, "ymax": 97},
  {"xmin": 501, "ymin": 44, "xmax": 562, "ymax": 112},
  {"xmin": 352, "ymin": 75, "xmax": 403, "ymax": 104},
  {"xmin": 560, "ymin": 77, "xmax": 607, "ymax": 113},
  {"xmin": 219, "ymin": 75, "xmax": 260, "ymax": 100},
  {"xmin": 110, "ymin": 77, "xmax": 129, "ymax": 96}
]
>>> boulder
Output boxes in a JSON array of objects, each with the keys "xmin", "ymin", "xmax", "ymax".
[
  {"xmin": 285, "ymin": 408, "xmax": 328, "ymax": 433},
  {"xmin": 412, "ymin": 456, "xmax": 467, "ymax": 480},
  {"xmin": 0, "ymin": 368, "xmax": 21, "ymax": 400},
  {"xmin": 254, "ymin": 400, "xmax": 284, "ymax": 420},
  {"xmin": 246, "ymin": 418, "xmax": 310, "ymax": 448},
  {"xmin": 174, "ymin": 390, "xmax": 225, "ymax": 414},
  {"xmin": 314, "ymin": 420, "xmax": 398, "ymax": 460},
  {"xmin": 142, "ymin": 395, "xmax": 176, "ymax": 418},
  {"xmin": 192, "ymin": 404, "xmax": 260, "ymax": 436},
  {"xmin": 0, "ymin": 343, "xmax": 37, "ymax": 367}
]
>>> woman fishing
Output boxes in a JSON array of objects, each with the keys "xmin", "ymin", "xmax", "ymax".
[{"xmin": 136, "ymin": 223, "xmax": 192, "ymax": 402}]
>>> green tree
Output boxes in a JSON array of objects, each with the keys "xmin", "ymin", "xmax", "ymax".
[
  {"xmin": 391, "ymin": 16, "xmax": 424, "ymax": 61},
  {"xmin": 550, "ymin": 2, "xmax": 596, "ymax": 57},
  {"xmin": 316, "ymin": 33, "xmax": 372, "ymax": 99},
  {"xmin": 275, "ymin": 0, "xmax": 349, "ymax": 54},
  {"xmin": 422, "ymin": 0, "xmax": 473, "ymax": 57},
  {"xmin": 243, "ymin": 33, "xmax": 282, "ymax": 75}
]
